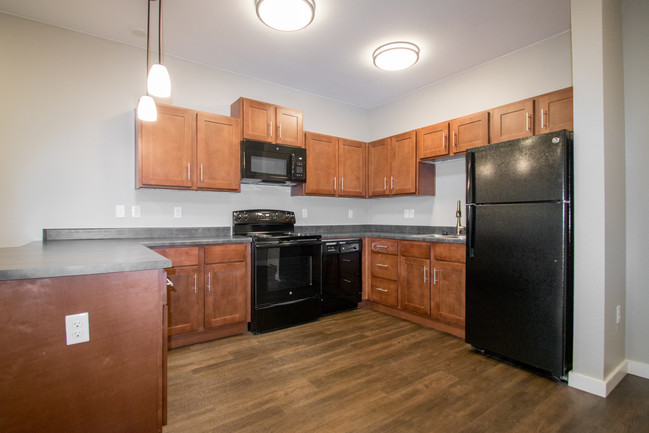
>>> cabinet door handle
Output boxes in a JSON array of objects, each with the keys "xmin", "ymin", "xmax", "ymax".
[
  {"xmin": 376, "ymin": 288, "xmax": 388, "ymax": 293},
  {"xmin": 376, "ymin": 263, "xmax": 389, "ymax": 268},
  {"xmin": 526, "ymin": 112, "xmax": 530, "ymax": 131},
  {"xmin": 384, "ymin": 176, "xmax": 387, "ymax": 191},
  {"xmin": 333, "ymin": 177, "xmax": 337, "ymax": 191},
  {"xmin": 166, "ymin": 278, "xmax": 174, "ymax": 287},
  {"xmin": 269, "ymin": 121, "xmax": 273, "ymax": 137},
  {"xmin": 424, "ymin": 266, "xmax": 428, "ymax": 283},
  {"xmin": 391, "ymin": 176, "xmax": 394, "ymax": 191},
  {"xmin": 194, "ymin": 274, "xmax": 197, "ymax": 294},
  {"xmin": 187, "ymin": 163, "xmax": 191, "ymax": 181},
  {"xmin": 541, "ymin": 109, "xmax": 546, "ymax": 128},
  {"xmin": 433, "ymin": 268, "xmax": 438, "ymax": 285},
  {"xmin": 453, "ymin": 130, "xmax": 457, "ymax": 148},
  {"xmin": 341, "ymin": 177, "xmax": 344, "ymax": 191},
  {"xmin": 200, "ymin": 164, "xmax": 204, "ymax": 182},
  {"xmin": 443, "ymin": 133, "xmax": 447, "ymax": 150},
  {"xmin": 278, "ymin": 123, "xmax": 282, "ymax": 139}
]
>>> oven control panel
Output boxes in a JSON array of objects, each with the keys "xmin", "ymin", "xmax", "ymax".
[{"xmin": 233, "ymin": 210, "xmax": 296, "ymax": 225}]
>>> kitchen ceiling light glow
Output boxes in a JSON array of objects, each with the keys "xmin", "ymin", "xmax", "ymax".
[
  {"xmin": 256, "ymin": 0, "xmax": 315, "ymax": 32},
  {"xmin": 373, "ymin": 42, "xmax": 420, "ymax": 71},
  {"xmin": 137, "ymin": 95, "xmax": 157, "ymax": 122}
]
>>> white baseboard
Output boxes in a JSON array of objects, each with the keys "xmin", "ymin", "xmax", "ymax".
[
  {"xmin": 627, "ymin": 360, "xmax": 649, "ymax": 379},
  {"xmin": 568, "ymin": 360, "xmax": 628, "ymax": 397}
]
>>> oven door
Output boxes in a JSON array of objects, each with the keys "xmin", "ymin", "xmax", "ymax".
[{"xmin": 253, "ymin": 240, "xmax": 322, "ymax": 308}]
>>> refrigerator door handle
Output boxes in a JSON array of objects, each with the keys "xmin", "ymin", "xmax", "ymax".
[
  {"xmin": 467, "ymin": 204, "xmax": 476, "ymax": 258},
  {"xmin": 466, "ymin": 152, "xmax": 475, "ymax": 204}
]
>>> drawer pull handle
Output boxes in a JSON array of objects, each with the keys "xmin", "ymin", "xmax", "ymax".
[
  {"xmin": 343, "ymin": 279, "xmax": 352, "ymax": 283},
  {"xmin": 376, "ymin": 264, "xmax": 389, "ymax": 268},
  {"xmin": 376, "ymin": 288, "xmax": 388, "ymax": 293},
  {"xmin": 374, "ymin": 244, "xmax": 388, "ymax": 250}
]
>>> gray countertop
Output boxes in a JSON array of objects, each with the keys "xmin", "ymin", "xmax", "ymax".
[{"xmin": 0, "ymin": 226, "xmax": 464, "ymax": 281}]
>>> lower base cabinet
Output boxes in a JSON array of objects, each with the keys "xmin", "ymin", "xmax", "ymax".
[
  {"xmin": 365, "ymin": 238, "xmax": 466, "ymax": 338},
  {"xmin": 152, "ymin": 243, "xmax": 250, "ymax": 348}
]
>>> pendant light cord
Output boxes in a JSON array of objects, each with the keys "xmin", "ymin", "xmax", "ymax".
[
  {"xmin": 146, "ymin": 0, "xmax": 151, "ymax": 81},
  {"xmin": 158, "ymin": 0, "xmax": 162, "ymax": 65}
]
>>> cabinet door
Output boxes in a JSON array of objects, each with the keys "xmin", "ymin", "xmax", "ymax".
[
  {"xmin": 367, "ymin": 138, "xmax": 390, "ymax": 197},
  {"xmin": 137, "ymin": 104, "xmax": 195, "ymax": 188},
  {"xmin": 241, "ymin": 99, "xmax": 274, "ymax": 142},
  {"xmin": 204, "ymin": 261, "xmax": 248, "ymax": 328},
  {"xmin": 417, "ymin": 122, "xmax": 449, "ymax": 160},
  {"xmin": 196, "ymin": 112, "xmax": 241, "ymax": 191},
  {"xmin": 166, "ymin": 266, "xmax": 200, "ymax": 335},
  {"xmin": 276, "ymin": 107, "xmax": 304, "ymax": 147},
  {"xmin": 535, "ymin": 87, "xmax": 573, "ymax": 133},
  {"xmin": 304, "ymin": 132, "xmax": 338, "ymax": 196},
  {"xmin": 450, "ymin": 111, "xmax": 489, "ymax": 154},
  {"xmin": 433, "ymin": 261, "xmax": 466, "ymax": 326},
  {"xmin": 490, "ymin": 99, "xmax": 534, "ymax": 143},
  {"xmin": 338, "ymin": 139, "xmax": 366, "ymax": 197},
  {"xmin": 399, "ymin": 256, "xmax": 431, "ymax": 316},
  {"xmin": 390, "ymin": 131, "xmax": 417, "ymax": 195}
]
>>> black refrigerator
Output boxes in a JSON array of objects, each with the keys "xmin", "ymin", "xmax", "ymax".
[{"xmin": 465, "ymin": 129, "xmax": 573, "ymax": 380}]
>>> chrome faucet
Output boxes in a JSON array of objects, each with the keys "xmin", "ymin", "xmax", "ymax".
[{"xmin": 456, "ymin": 200, "xmax": 465, "ymax": 235}]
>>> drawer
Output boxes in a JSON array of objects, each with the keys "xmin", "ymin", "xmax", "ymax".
[
  {"xmin": 371, "ymin": 253, "xmax": 398, "ymax": 280},
  {"xmin": 205, "ymin": 243, "xmax": 247, "ymax": 264},
  {"xmin": 370, "ymin": 277, "xmax": 398, "ymax": 307},
  {"xmin": 433, "ymin": 243, "xmax": 466, "ymax": 263},
  {"xmin": 152, "ymin": 246, "xmax": 199, "ymax": 267},
  {"xmin": 370, "ymin": 238, "xmax": 398, "ymax": 254},
  {"xmin": 399, "ymin": 240, "xmax": 431, "ymax": 259}
]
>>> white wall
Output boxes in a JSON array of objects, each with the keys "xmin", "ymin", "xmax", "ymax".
[{"xmin": 623, "ymin": 0, "xmax": 649, "ymax": 375}]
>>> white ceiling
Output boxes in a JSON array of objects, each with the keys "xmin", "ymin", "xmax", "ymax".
[{"xmin": 0, "ymin": 0, "xmax": 571, "ymax": 109}]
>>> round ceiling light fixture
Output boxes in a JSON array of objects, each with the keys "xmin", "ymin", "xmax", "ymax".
[
  {"xmin": 256, "ymin": 0, "xmax": 315, "ymax": 32},
  {"xmin": 373, "ymin": 42, "xmax": 420, "ymax": 71}
]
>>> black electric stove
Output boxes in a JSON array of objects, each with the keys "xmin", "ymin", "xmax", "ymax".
[{"xmin": 233, "ymin": 210, "xmax": 322, "ymax": 333}]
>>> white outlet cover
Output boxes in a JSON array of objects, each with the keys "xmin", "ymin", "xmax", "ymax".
[
  {"xmin": 65, "ymin": 312, "xmax": 90, "ymax": 345},
  {"xmin": 302, "ymin": 208, "xmax": 308, "ymax": 218},
  {"xmin": 115, "ymin": 205, "xmax": 125, "ymax": 218},
  {"xmin": 348, "ymin": 209, "xmax": 353, "ymax": 219},
  {"xmin": 403, "ymin": 209, "xmax": 409, "ymax": 218},
  {"xmin": 174, "ymin": 206, "xmax": 182, "ymax": 218},
  {"xmin": 131, "ymin": 205, "xmax": 141, "ymax": 218}
]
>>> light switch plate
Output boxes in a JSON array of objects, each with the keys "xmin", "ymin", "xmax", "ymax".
[{"xmin": 65, "ymin": 312, "xmax": 90, "ymax": 345}]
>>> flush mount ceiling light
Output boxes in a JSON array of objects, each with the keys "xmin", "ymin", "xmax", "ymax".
[
  {"xmin": 373, "ymin": 42, "xmax": 420, "ymax": 71},
  {"xmin": 256, "ymin": 0, "xmax": 315, "ymax": 32}
]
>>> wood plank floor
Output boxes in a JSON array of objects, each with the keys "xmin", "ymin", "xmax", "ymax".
[{"xmin": 163, "ymin": 309, "xmax": 649, "ymax": 433}]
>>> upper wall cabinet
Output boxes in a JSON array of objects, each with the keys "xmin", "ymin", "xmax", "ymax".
[
  {"xmin": 417, "ymin": 121, "xmax": 449, "ymax": 160},
  {"xmin": 230, "ymin": 97, "xmax": 304, "ymax": 148},
  {"xmin": 136, "ymin": 103, "xmax": 241, "ymax": 191},
  {"xmin": 535, "ymin": 87, "xmax": 573, "ymax": 134},
  {"xmin": 490, "ymin": 98, "xmax": 534, "ymax": 143},
  {"xmin": 368, "ymin": 131, "xmax": 417, "ymax": 197},
  {"xmin": 449, "ymin": 111, "xmax": 490, "ymax": 155},
  {"xmin": 295, "ymin": 132, "xmax": 366, "ymax": 197}
]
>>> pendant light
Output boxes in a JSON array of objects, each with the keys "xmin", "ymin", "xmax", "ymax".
[
  {"xmin": 137, "ymin": 0, "xmax": 171, "ymax": 121},
  {"xmin": 373, "ymin": 42, "xmax": 420, "ymax": 71},
  {"xmin": 256, "ymin": 0, "xmax": 315, "ymax": 32}
]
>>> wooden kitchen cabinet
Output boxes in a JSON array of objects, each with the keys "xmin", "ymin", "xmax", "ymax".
[
  {"xmin": 369, "ymin": 238, "xmax": 398, "ymax": 307},
  {"xmin": 417, "ymin": 121, "xmax": 450, "ymax": 160},
  {"xmin": 152, "ymin": 243, "xmax": 250, "ymax": 348},
  {"xmin": 490, "ymin": 98, "xmax": 535, "ymax": 143},
  {"xmin": 449, "ymin": 111, "xmax": 489, "ymax": 155},
  {"xmin": 230, "ymin": 97, "xmax": 304, "ymax": 147},
  {"xmin": 535, "ymin": 87, "xmax": 573, "ymax": 133},
  {"xmin": 367, "ymin": 131, "xmax": 417, "ymax": 197},
  {"xmin": 136, "ymin": 103, "xmax": 241, "ymax": 191},
  {"xmin": 297, "ymin": 132, "xmax": 366, "ymax": 197},
  {"xmin": 432, "ymin": 243, "xmax": 466, "ymax": 327},
  {"xmin": 204, "ymin": 244, "xmax": 249, "ymax": 328},
  {"xmin": 398, "ymin": 241, "xmax": 431, "ymax": 316}
]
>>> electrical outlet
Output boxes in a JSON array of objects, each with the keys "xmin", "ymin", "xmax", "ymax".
[
  {"xmin": 115, "ymin": 205, "xmax": 125, "ymax": 218},
  {"xmin": 131, "ymin": 205, "xmax": 141, "ymax": 218},
  {"xmin": 65, "ymin": 312, "xmax": 90, "ymax": 345},
  {"xmin": 403, "ymin": 209, "xmax": 409, "ymax": 218},
  {"xmin": 409, "ymin": 209, "xmax": 415, "ymax": 218},
  {"xmin": 302, "ymin": 208, "xmax": 308, "ymax": 218},
  {"xmin": 348, "ymin": 209, "xmax": 353, "ymax": 219},
  {"xmin": 174, "ymin": 206, "xmax": 182, "ymax": 218}
]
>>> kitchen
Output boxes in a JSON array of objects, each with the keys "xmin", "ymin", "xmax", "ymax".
[{"xmin": 0, "ymin": 0, "xmax": 647, "ymax": 432}]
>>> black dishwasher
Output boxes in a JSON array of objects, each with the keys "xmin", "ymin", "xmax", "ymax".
[{"xmin": 322, "ymin": 239, "xmax": 362, "ymax": 316}]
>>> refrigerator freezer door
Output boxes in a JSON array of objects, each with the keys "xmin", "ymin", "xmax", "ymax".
[
  {"xmin": 465, "ymin": 201, "xmax": 571, "ymax": 377},
  {"xmin": 467, "ymin": 130, "xmax": 570, "ymax": 205}
]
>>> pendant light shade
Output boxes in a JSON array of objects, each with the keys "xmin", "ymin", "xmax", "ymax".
[
  {"xmin": 147, "ymin": 63, "xmax": 171, "ymax": 97},
  {"xmin": 256, "ymin": 0, "xmax": 315, "ymax": 32},
  {"xmin": 373, "ymin": 42, "xmax": 420, "ymax": 71},
  {"xmin": 137, "ymin": 95, "xmax": 158, "ymax": 121}
]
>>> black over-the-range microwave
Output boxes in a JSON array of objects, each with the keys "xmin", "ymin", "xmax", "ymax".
[{"xmin": 240, "ymin": 139, "xmax": 306, "ymax": 186}]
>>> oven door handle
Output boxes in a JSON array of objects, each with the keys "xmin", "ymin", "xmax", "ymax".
[
  {"xmin": 257, "ymin": 295, "xmax": 320, "ymax": 309},
  {"xmin": 254, "ymin": 240, "xmax": 323, "ymax": 248}
]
